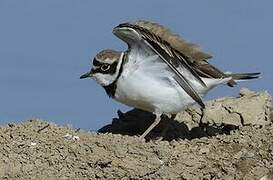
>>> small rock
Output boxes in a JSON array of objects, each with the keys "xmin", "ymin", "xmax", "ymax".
[
  {"xmin": 199, "ymin": 147, "xmax": 210, "ymax": 154},
  {"xmin": 30, "ymin": 142, "xmax": 37, "ymax": 146}
]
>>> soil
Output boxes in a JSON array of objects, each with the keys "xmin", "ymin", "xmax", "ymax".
[{"xmin": 0, "ymin": 89, "xmax": 273, "ymax": 180}]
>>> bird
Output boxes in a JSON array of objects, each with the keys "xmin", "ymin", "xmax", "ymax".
[{"xmin": 80, "ymin": 20, "xmax": 260, "ymax": 139}]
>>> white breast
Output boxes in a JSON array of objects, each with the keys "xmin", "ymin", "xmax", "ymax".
[
  {"xmin": 114, "ymin": 51, "xmax": 196, "ymax": 114},
  {"xmin": 115, "ymin": 72, "xmax": 199, "ymax": 114}
]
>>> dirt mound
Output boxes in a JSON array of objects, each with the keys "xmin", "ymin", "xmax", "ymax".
[{"xmin": 0, "ymin": 89, "xmax": 273, "ymax": 179}]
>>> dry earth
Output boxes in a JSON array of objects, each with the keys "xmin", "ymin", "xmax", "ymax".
[{"xmin": 0, "ymin": 89, "xmax": 273, "ymax": 179}]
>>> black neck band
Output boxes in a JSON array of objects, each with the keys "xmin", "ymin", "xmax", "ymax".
[{"xmin": 103, "ymin": 53, "xmax": 126, "ymax": 98}]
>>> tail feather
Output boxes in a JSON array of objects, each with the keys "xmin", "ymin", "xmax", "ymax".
[{"xmin": 226, "ymin": 72, "xmax": 261, "ymax": 87}]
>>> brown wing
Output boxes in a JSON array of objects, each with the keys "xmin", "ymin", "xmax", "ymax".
[
  {"xmin": 132, "ymin": 20, "xmax": 212, "ymax": 62},
  {"xmin": 129, "ymin": 20, "xmax": 235, "ymax": 85},
  {"xmin": 114, "ymin": 20, "xmax": 256, "ymax": 92},
  {"xmin": 192, "ymin": 60, "xmax": 238, "ymax": 86}
]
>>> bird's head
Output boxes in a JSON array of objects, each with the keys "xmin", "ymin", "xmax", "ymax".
[{"xmin": 80, "ymin": 49, "xmax": 124, "ymax": 86}]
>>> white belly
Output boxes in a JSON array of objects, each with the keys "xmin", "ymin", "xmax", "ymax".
[{"xmin": 114, "ymin": 72, "xmax": 197, "ymax": 114}]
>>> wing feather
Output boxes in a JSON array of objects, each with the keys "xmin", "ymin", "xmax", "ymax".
[
  {"xmin": 132, "ymin": 20, "xmax": 212, "ymax": 61},
  {"xmin": 113, "ymin": 22, "xmax": 206, "ymax": 107},
  {"xmin": 142, "ymin": 35, "xmax": 205, "ymax": 108}
]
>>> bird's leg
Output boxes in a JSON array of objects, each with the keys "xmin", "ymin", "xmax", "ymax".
[
  {"xmin": 139, "ymin": 113, "xmax": 161, "ymax": 139},
  {"xmin": 156, "ymin": 114, "xmax": 176, "ymax": 141}
]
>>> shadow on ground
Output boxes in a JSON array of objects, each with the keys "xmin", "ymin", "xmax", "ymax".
[{"xmin": 98, "ymin": 109, "xmax": 238, "ymax": 141}]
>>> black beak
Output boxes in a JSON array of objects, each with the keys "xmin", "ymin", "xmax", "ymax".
[{"xmin": 80, "ymin": 71, "xmax": 92, "ymax": 79}]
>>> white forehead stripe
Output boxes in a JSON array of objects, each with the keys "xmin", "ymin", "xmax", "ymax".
[
  {"xmin": 103, "ymin": 58, "xmax": 117, "ymax": 64},
  {"xmin": 96, "ymin": 58, "xmax": 118, "ymax": 64},
  {"xmin": 92, "ymin": 66, "xmax": 99, "ymax": 70}
]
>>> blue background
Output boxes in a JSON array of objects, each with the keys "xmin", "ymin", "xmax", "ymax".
[{"xmin": 1, "ymin": 0, "xmax": 272, "ymax": 130}]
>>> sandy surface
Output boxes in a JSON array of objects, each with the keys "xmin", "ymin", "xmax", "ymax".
[{"xmin": 0, "ymin": 89, "xmax": 273, "ymax": 179}]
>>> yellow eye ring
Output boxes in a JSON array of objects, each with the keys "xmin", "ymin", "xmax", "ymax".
[{"xmin": 101, "ymin": 64, "xmax": 110, "ymax": 71}]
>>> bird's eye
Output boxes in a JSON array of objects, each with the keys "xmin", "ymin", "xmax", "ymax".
[{"xmin": 101, "ymin": 64, "xmax": 110, "ymax": 71}]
